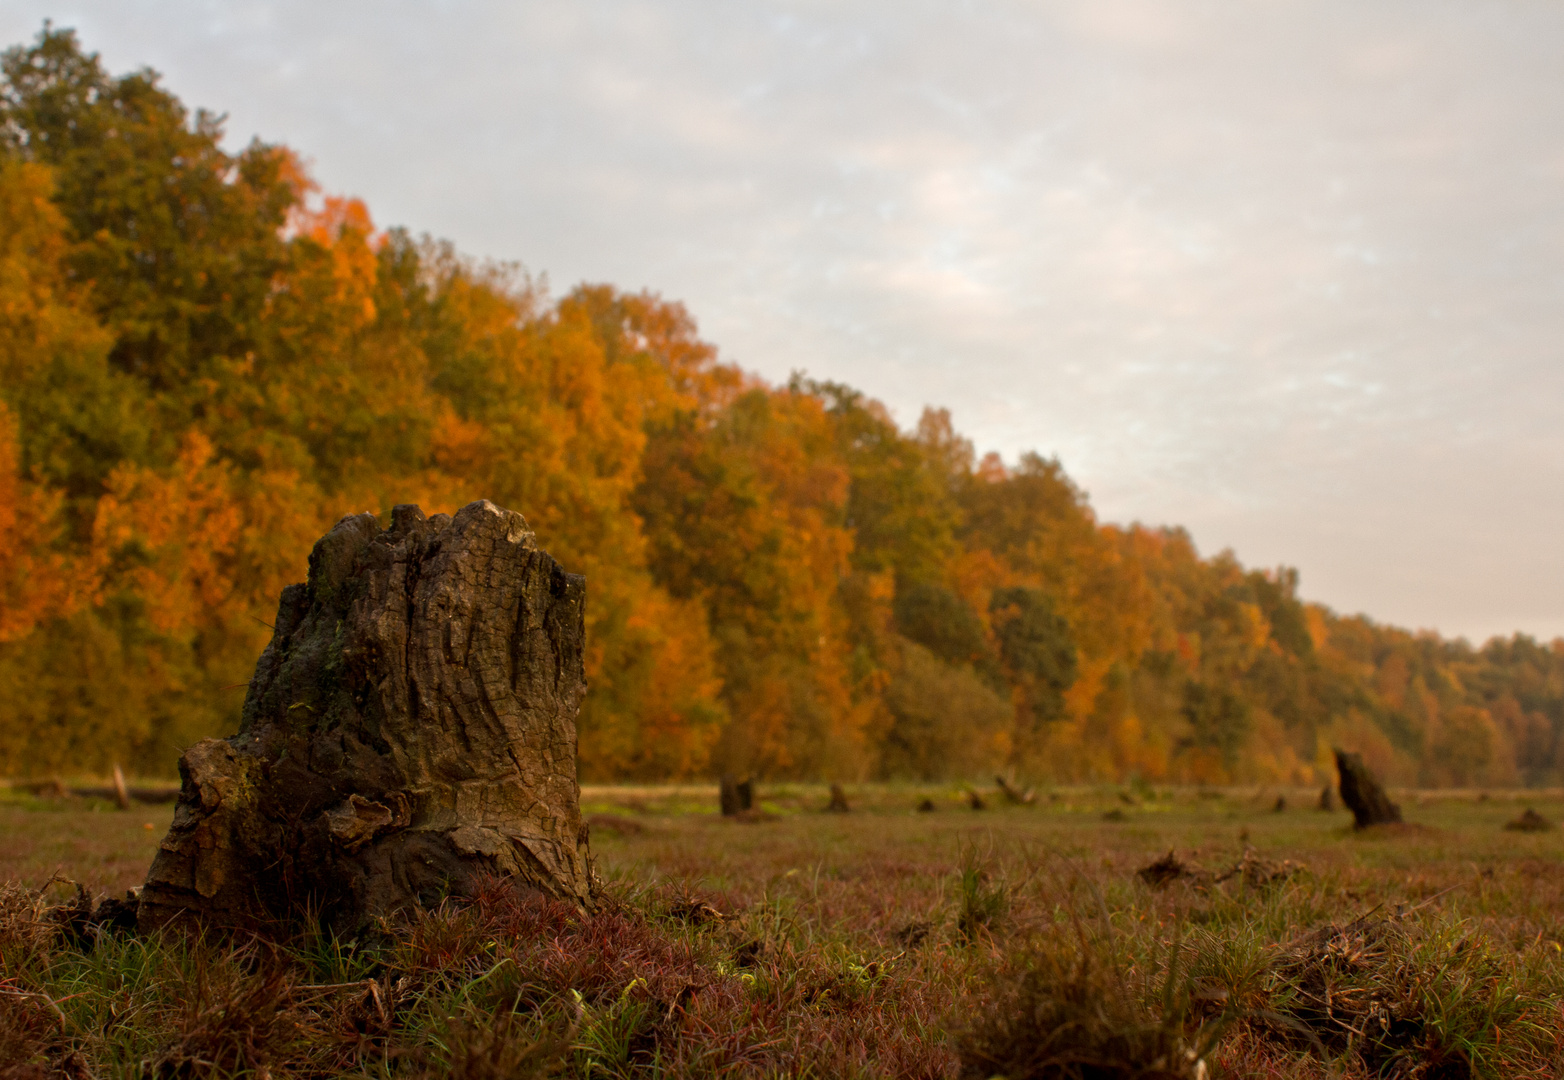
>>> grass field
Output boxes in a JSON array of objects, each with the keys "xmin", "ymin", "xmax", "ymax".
[{"xmin": 2, "ymin": 782, "xmax": 1563, "ymax": 1078}]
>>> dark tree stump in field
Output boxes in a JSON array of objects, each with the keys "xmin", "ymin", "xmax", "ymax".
[
  {"xmin": 719, "ymin": 776, "xmax": 754, "ymax": 817},
  {"xmin": 1505, "ymin": 807, "xmax": 1553, "ymax": 832},
  {"xmin": 1333, "ymin": 748, "xmax": 1402, "ymax": 830},
  {"xmin": 1136, "ymin": 851, "xmax": 1192, "ymax": 889},
  {"xmin": 1317, "ymin": 784, "xmax": 1335, "ymax": 811},
  {"xmin": 826, "ymin": 783, "xmax": 849, "ymax": 813},
  {"xmin": 139, "ymin": 501, "xmax": 593, "ymax": 933}
]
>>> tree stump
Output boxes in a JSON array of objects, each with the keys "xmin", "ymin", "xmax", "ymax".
[
  {"xmin": 719, "ymin": 776, "xmax": 754, "ymax": 817},
  {"xmin": 1504, "ymin": 807, "xmax": 1553, "ymax": 832},
  {"xmin": 826, "ymin": 783, "xmax": 850, "ymax": 813},
  {"xmin": 1333, "ymin": 748, "xmax": 1402, "ymax": 830},
  {"xmin": 138, "ymin": 501, "xmax": 593, "ymax": 932}
]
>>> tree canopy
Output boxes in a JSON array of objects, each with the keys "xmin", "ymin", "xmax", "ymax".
[{"xmin": 3, "ymin": 26, "xmax": 1563, "ymax": 787}]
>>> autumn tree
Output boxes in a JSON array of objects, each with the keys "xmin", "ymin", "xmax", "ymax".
[{"xmin": 4, "ymin": 24, "xmax": 1564, "ymax": 788}]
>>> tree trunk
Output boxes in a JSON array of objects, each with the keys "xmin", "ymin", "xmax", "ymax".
[
  {"xmin": 1333, "ymin": 748, "xmax": 1402, "ymax": 829},
  {"xmin": 139, "ymin": 501, "xmax": 593, "ymax": 932}
]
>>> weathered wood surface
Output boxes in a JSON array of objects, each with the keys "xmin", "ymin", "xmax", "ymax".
[{"xmin": 139, "ymin": 500, "xmax": 592, "ymax": 931}]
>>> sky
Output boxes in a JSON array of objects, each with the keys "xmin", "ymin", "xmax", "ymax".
[{"xmin": 4, "ymin": 1, "xmax": 1564, "ymax": 643}]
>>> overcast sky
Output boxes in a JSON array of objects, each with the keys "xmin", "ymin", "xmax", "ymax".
[{"xmin": 5, "ymin": 1, "xmax": 1563, "ymax": 643}]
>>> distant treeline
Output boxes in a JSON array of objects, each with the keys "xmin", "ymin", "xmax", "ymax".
[{"xmin": 2, "ymin": 27, "xmax": 1562, "ymax": 785}]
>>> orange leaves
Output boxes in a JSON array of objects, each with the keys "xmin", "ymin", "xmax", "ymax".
[
  {"xmin": 275, "ymin": 194, "xmax": 380, "ymax": 330},
  {"xmin": 0, "ymin": 402, "xmax": 78, "ymax": 642},
  {"xmin": 0, "ymin": 159, "xmax": 98, "ymax": 385},
  {"xmin": 639, "ymin": 387, "xmax": 851, "ymax": 653},
  {"xmin": 267, "ymin": 156, "xmax": 382, "ymax": 349},
  {"xmin": 578, "ymin": 581, "xmax": 725, "ymax": 780},
  {"xmin": 92, "ymin": 431, "xmax": 242, "ymax": 635},
  {"xmin": 560, "ymin": 285, "xmax": 739, "ymax": 416},
  {"xmin": 430, "ymin": 407, "xmax": 492, "ymax": 478}
]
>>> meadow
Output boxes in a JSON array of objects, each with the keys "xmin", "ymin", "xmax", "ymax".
[{"xmin": 2, "ymin": 782, "xmax": 1563, "ymax": 1078}]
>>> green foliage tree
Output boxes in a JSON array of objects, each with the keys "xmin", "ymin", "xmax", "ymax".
[
  {"xmin": 990, "ymin": 587, "xmax": 1076, "ymax": 717},
  {"xmin": 894, "ymin": 582, "xmax": 997, "ymax": 677},
  {"xmin": 1179, "ymin": 681, "xmax": 1253, "ymax": 771},
  {"xmin": 2, "ymin": 25, "xmax": 293, "ymax": 398},
  {"xmin": 880, "ymin": 642, "xmax": 1012, "ymax": 780},
  {"xmin": 797, "ymin": 376, "xmax": 958, "ymax": 584}
]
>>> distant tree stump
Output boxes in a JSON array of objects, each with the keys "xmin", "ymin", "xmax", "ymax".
[
  {"xmin": 1333, "ymin": 748, "xmax": 1402, "ymax": 830},
  {"xmin": 719, "ymin": 776, "xmax": 754, "ymax": 817},
  {"xmin": 1136, "ymin": 850, "xmax": 1192, "ymax": 889},
  {"xmin": 826, "ymin": 783, "xmax": 850, "ymax": 813},
  {"xmin": 139, "ymin": 501, "xmax": 593, "ymax": 932},
  {"xmin": 1505, "ymin": 807, "xmax": 1553, "ymax": 832},
  {"xmin": 1317, "ymin": 784, "xmax": 1335, "ymax": 811}
]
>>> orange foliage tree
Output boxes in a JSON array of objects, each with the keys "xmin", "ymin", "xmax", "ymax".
[{"xmin": 4, "ymin": 25, "xmax": 1564, "ymax": 785}]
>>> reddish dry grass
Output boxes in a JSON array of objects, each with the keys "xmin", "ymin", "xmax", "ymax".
[
  {"xmin": 372, "ymin": 878, "xmax": 957, "ymax": 1079},
  {"xmin": 3, "ymin": 788, "xmax": 1564, "ymax": 1077}
]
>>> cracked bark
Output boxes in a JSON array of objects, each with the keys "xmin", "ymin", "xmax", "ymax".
[{"xmin": 138, "ymin": 500, "xmax": 593, "ymax": 932}]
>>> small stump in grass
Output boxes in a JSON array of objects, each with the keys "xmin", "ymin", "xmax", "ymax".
[
  {"xmin": 1334, "ymin": 748, "xmax": 1402, "ymax": 829},
  {"xmin": 1505, "ymin": 807, "xmax": 1553, "ymax": 832},
  {"xmin": 1136, "ymin": 851, "xmax": 1192, "ymax": 889},
  {"xmin": 826, "ymin": 784, "xmax": 850, "ymax": 813},
  {"xmin": 719, "ymin": 776, "xmax": 754, "ymax": 817}
]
